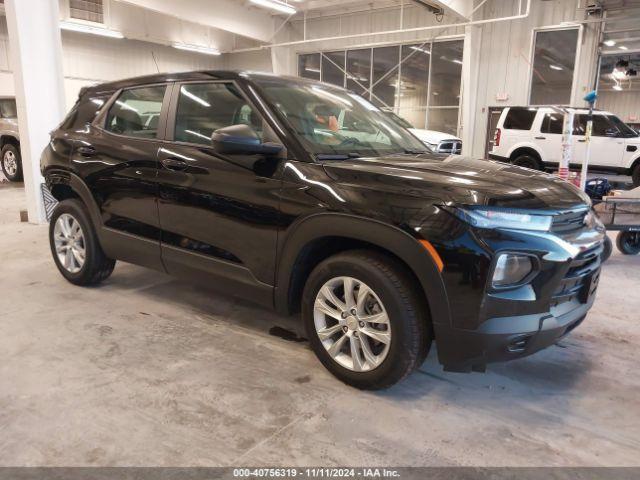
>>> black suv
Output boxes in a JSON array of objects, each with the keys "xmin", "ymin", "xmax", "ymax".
[{"xmin": 42, "ymin": 71, "xmax": 605, "ymax": 389}]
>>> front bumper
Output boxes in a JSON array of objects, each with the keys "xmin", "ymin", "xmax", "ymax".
[{"xmin": 429, "ymin": 215, "xmax": 605, "ymax": 372}]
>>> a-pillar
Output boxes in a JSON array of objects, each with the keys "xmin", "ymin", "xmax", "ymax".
[{"xmin": 5, "ymin": 0, "xmax": 66, "ymax": 224}]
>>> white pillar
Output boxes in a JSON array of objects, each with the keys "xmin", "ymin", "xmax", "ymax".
[
  {"xmin": 5, "ymin": 0, "xmax": 66, "ymax": 224},
  {"xmin": 460, "ymin": 24, "xmax": 482, "ymax": 157}
]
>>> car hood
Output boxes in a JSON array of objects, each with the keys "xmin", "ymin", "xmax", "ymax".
[
  {"xmin": 322, "ymin": 154, "xmax": 591, "ymax": 211},
  {"xmin": 408, "ymin": 128, "xmax": 461, "ymax": 143}
]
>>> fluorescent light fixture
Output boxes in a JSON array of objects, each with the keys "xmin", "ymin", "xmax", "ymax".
[
  {"xmin": 172, "ymin": 42, "xmax": 221, "ymax": 56},
  {"xmin": 604, "ymin": 39, "xmax": 616, "ymax": 47},
  {"xmin": 60, "ymin": 21, "xmax": 123, "ymax": 38},
  {"xmin": 305, "ymin": 67, "xmax": 321, "ymax": 73},
  {"xmin": 249, "ymin": 0, "xmax": 297, "ymax": 15},
  {"xmin": 452, "ymin": 59, "xmax": 463, "ymax": 65},
  {"xmin": 619, "ymin": 45, "xmax": 629, "ymax": 50},
  {"xmin": 549, "ymin": 64, "xmax": 563, "ymax": 71},
  {"xmin": 613, "ymin": 84, "xmax": 623, "ymax": 91}
]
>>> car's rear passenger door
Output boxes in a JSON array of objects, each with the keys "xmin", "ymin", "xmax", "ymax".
[
  {"xmin": 156, "ymin": 81, "xmax": 283, "ymax": 307},
  {"xmin": 79, "ymin": 84, "xmax": 170, "ymax": 270}
]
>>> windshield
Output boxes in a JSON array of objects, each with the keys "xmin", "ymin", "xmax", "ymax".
[
  {"xmin": 608, "ymin": 115, "xmax": 638, "ymax": 138},
  {"xmin": 385, "ymin": 111, "xmax": 414, "ymax": 129},
  {"xmin": 256, "ymin": 80, "xmax": 427, "ymax": 158}
]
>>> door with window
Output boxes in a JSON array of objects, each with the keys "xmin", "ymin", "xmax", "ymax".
[
  {"xmin": 572, "ymin": 114, "xmax": 625, "ymax": 169},
  {"xmin": 537, "ymin": 111, "xmax": 565, "ymax": 165},
  {"xmin": 157, "ymin": 81, "xmax": 283, "ymax": 300},
  {"xmin": 76, "ymin": 84, "xmax": 168, "ymax": 270}
]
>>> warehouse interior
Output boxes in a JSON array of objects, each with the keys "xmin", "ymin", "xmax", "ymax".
[{"xmin": 1, "ymin": 0, "xmax": 640, "ymax": 471}]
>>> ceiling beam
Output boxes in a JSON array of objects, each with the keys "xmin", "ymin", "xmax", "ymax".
[{"xmin": 114, "ymin": 0, "xmax": 277, "ymax": 43}]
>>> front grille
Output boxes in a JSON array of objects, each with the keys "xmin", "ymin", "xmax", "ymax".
[
  {"xmin": 551, "ymin": 208, "xmax": 589, "ymax": 233},
  {"xmin": 551, "ymin": 244, "xmax": 603, "ymax": 307},
  {"xmin": 437, "ymin": 140, "xmax": 462, "ymax": 154}
]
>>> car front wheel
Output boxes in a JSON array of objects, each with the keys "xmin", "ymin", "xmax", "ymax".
[
  {"xmin": 302, "ymin": 250, "xmax": 431, "ymax": 389},
  {"xmin": 1, "ymin": 144, "xmax": 23, "ymax": 182},
  {"xmin": 49, "ymin": 199, "xmax": 116, "ymax": 285}
]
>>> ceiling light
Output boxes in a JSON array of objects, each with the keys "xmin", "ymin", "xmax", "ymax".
[
  {"xmin": 604, "ymin": 39, "xmax": 616, "ymax": 47},
  {"xmin": 549, "ymin": 64, "xmax": 563, "ymax": 71},
  {"xmin": 613, "ymin": 84, "xmax": 623, "ymax": 91},
  {"xmin": 60, "ymin": 21, "xmax": 123, "ymax": 38},
  {"xmin": 452, "ymin": 59, "xmax": 463, "ymax": 65},
  {"xmin": 172, "ymin": 43, "xmax": 221, "ymax": 56},
  {"xmin": 619, "ymin": 45, "xmax": 629, "ymax": 50},
  {"xmin": 249, "ymin": 0, "xmax": 297, "ymax": 15}
]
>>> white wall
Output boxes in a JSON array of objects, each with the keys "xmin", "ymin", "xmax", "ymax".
[{"xmin": 599, "ymin": 90, "xmax": 640, "ymax": 123}]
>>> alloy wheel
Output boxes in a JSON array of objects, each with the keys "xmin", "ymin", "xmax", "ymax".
[
  {"xmin": 313, "ymin": 276, "xmax": 391, "ymax": 372},
  {"xmin": 53, "ymin": 214, "xmax": 86, "ymax": 274},
  {"xmin": 3, "ymin": 150, "xmax": 17, "ymax": 177}
]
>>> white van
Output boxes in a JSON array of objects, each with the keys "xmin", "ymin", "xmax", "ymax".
[{"xmin": 489, "ymin": 106, "xmax": 640, "ymax": 186}]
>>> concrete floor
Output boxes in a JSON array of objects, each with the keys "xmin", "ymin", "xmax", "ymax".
[{"xmin": 1, "ymin": 181, "xmax": 639, "ymax": 467}]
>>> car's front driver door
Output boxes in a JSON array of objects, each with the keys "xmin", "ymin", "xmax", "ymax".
[{"xmin": 156, "ymin": 81, "xmax": 284, "ymax": 306}]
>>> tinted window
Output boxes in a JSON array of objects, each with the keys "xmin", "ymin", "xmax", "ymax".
[
  {"xmin": 105, "ymin": 86, "xmax": 166, "ymax": 138},
  {"xmin": 0, "ymin": 99, "xmax": 17, "ymax": 118},
  {"xmin": 541, "ymin": 113, "xmax": 563, "ymax": 134},
  {"xmin": 174, "ymin": 82, "xmax": 263, "ymax": 145},
  {"xmin": 503, "ymin": 108, "xmax": 537, "ymax": 130},
  {"xmin": 608, "ymin": 115, "xmax": 638, "ymax": 137}
]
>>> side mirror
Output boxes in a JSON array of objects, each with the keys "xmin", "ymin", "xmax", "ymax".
[{"xmin": 211, "ymin": 124, "xmax": 283, "ymax": 156}]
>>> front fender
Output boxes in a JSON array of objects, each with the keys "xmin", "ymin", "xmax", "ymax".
[{"xmin": 274, "ymin": 212, "xmax": 451, "ymax": 330}]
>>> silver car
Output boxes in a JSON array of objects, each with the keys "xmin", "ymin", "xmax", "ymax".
[{"xmin": 0, "ymin": 97, "xmax": 21, "ymax": 182}]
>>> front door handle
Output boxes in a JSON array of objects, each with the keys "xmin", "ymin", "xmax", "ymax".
[
  {"xmin": 76, "ymin": 145, "xmax": 96, "ymax": 157},
  {"xmin": 578, "ymin": 139, "xmax": 587, "ymax": 143},
  {"xmin": 161, "ymin": 158, "xmax": 188, "ymax": 171}
]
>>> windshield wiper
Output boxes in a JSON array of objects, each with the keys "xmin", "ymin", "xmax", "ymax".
[
  {"xmin": 401, "ymin": 149, "xmax": 430, "ymax": 155},
  {"xmin": 315, "ymin": 153, "xmax": 361, "ymax": 161}
]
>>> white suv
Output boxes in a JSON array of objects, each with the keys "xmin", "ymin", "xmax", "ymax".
[{"xmin": 489, "ymin": 106, "xmax": 640, "ymax": 186}]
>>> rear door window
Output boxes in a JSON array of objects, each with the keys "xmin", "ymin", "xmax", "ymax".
[
  {"xmin": 503, "ymin": 107, "xmax": 537, "ymax": 130},
  {"xmin": 540, "ymin": 113, "xmax": 563, "ymax": 134},
  {"xmin": 105, "ymin": 85, "xmax": 167, "ymax": 138}
]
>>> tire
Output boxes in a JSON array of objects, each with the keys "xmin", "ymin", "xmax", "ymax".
[
  {"xmin": 616, "ymin": 231, "xmax": 640, "ymax": 256},
  {"xmin": 1, "ymin": 144, "xmax": 23, "ymax": 182},
  {"xmin": 302, "ymin": 250, "xmax": 431, "ymax": 390},
  {"xmin": 632, "ymin": 163, "xmax": 640, "ymax": 187},
  {"xmin": 601, "ymin": 235, "xmax": 613, "ymax": 262},
  {"xmin": 49, "ymin": 199, "xmax": 116, "ymax": 285},
  {"xmin": 512, "ymin": 154, "xmax": 541, "ymax": 171}
]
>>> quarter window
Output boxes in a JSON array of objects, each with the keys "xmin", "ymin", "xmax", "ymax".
[
  {"xmin": 105, "ymin": 86, "xmax": 166, "ymax": 138},
  {"xmin": 174, "ymin": 83, "xmax": 264, "ymax": 145},
  {"xmin": 503, "ymin": 107, "xmax": 537, "ymax": 130}
]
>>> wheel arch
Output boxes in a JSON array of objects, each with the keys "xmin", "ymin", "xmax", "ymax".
[
  {"xmin": 46, "ymin": 170, "xmax": 103, "ymax": 229},
  {"xmin": 275, "ymin": 213, "xmax": 451, "ymax": 329},
  {"xmin": 0, "ymin": 135, "xmax": 20, "ymax": 150},
  {"xmin": 508, "ymin": 145, "xmax": 543, "ymax": 163}
]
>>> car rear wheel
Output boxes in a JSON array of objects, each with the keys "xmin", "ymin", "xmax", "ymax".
[
  {"xmin": 302, "ymin": 250, "xmax": 431, "ymax": 390},
  {"xmin": 512, "ymin": 154, "xmax": 541, "ymax": 171},
  {"xmin": 49, "ymin": 199, "xmax": 116, "ymax": 285},
  {"xmin": 1, "ymin": 144, "xmax": 23, "ymax": 182},
  {"xmin": 616, "ymin": 231, "xmax": 640, "ymax": 255}
]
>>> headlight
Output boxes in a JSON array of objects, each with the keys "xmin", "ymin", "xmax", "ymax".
[
  {"xmin": 492, "ymin": 253, "xmax": 534, "ymax": 287},
  {"xmin": 450, "ymin": 207, "xmax": 553, "ymax": 231}
]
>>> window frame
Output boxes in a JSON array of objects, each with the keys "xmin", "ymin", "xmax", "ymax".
[
  {"xmin": 527, "ymin": 25, "xmax": 582, "ymax": 107},
  {"xmin": 94, "ymin": 82, "xmax": 172, "ymax": 142},
  {"xmin": 165, "ymin": 80, "xmax": 274, "ymax": 150}
]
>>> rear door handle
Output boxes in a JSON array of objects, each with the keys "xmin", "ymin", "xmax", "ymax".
[
  {"xmin": 76, "ymin": 145, "xmax": 96, "ymax": 157},
  {"xmin": 161, "ymin": 157, "xmax": 189, "ymax": 171},
  {"xmin": 534, "ymin": 136, "xmax": 546, "ymax": 140}
]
